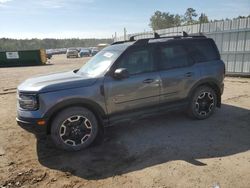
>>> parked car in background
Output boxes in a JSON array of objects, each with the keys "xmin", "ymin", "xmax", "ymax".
[
  {"xmin": 46, "ymin": 49, "xmax": 53, "ymax": 59},
  {"xmin": 46, "ymin": 53, "xmax": 52, "ymax": 59},
  {"xmin": 79, "ymin": 49, "xmax": 91, "ymax": 57},
  {"xmin": 66, "ymin": 48, "xmax": 79, "ymax": 58},
  {"xmin": 91, "ymin": 48, "xmax": 99, "ymax": 56}
]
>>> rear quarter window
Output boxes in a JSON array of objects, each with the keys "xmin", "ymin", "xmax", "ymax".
[{"xmin": 187, "ymin": 39, "xmax": 220, "ymax": 63}]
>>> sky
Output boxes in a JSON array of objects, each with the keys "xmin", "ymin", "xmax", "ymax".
[{"xmin": 0, "ymin": 0, "xmax": 249, "ymax": 39}]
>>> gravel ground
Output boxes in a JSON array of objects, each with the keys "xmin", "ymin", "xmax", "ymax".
[{"xmin": 0, "ymin": 55, "xmax": 249, "ymax": 188}]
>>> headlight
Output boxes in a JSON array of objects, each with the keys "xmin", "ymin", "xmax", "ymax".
[{"xmin": 18, "ymin": 93, "xmax": 38, "ymax": 110}]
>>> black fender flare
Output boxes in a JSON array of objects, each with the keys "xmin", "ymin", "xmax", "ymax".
[
  {"xmin": 44, "ymin": 98, "xmax": 107, "ymax": 134},
  {"xmin": 188, "ymin": 78, "xmax": 222, "ymax": 107}
]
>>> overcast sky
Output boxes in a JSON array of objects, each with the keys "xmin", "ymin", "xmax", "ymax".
[{"xmin": 0, "ymin": 0, "xmax": 249, "ymax": 39}]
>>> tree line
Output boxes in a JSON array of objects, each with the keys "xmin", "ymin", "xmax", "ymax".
[
  {"xmin": 149, "ymin": 8, "xmax": 250, "ymax": 30},
  {"xmin": 0, "ymin": 38, "xmax": 113, "ymax": 51}
]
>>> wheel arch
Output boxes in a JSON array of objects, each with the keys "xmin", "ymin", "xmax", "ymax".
[
  {"xmin": 188, "ymin": 78, "xmax": 222, "ymax": 107},
  {"xmin": 44, "ymin": 98, "xmax": 107, "ymax": 134}
]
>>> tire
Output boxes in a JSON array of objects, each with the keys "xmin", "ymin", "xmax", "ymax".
[
  {"xmin": 187, "ymin": 86, "xmax": 217, "ymax": 120},
  {"xmin": 51, "ymin": 107, "xmax": 99, "ymax": 151}
]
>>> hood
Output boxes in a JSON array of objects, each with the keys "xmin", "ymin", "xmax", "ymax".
[{"xmin": 18, "ymin": 71, "xmax": 98, "ymax": 93}]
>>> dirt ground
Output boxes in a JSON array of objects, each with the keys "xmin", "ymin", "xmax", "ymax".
[{"xmin": 0, "ymin": 54, "xmax": 250, "ymax": 188}]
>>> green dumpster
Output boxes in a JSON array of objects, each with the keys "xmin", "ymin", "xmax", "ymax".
[{"xmin": 0, "ymin": 49, "xmax": 47, "ymax": 67}]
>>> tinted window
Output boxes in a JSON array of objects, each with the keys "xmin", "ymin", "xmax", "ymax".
[
  {"xmin": 187, "ymin": 39, "xmax": 219, "ymax": 63},
  {"xmin": 118, "ymin": 47, "xmax": 155, "ymax": 75},
  {"xmin": 159, "ymin": 45, "xmax": 189, "ymax": 70}
]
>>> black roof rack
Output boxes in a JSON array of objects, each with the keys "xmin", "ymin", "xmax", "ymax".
[
  {"xmin": 111, "ymin": 32, "xmax": 159, "ymax": 45},
  {"xmin": 111, "ymin": 31, "xmax": 206, "ymax": 46},
  {"xmin": 129, "ymin": 32, "xmax": 160, "ymax": 41},
  {"xmin": 157, "ymin": 31, "xmax": 188, "ymax": 37}
]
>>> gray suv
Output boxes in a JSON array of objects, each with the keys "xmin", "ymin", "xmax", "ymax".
[
  {"xmin": 66, "ymin": 48, "xmax": 79, "ymax": 58},
  {"xmin": 17, "ymin": 32, "xmax": 225, "ymax": 151}
]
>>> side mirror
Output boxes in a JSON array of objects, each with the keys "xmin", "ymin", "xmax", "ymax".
[{"xmin": 113, "ymin": 68, "xmax": 129, "ymax": 79}]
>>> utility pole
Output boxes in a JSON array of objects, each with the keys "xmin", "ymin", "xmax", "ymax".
[
  {"xmin": 199, "ymin": 13, "xmax": 202, "ymax": 34},
  {"xmin": 124, "ymin": 28, "xmax": 127, "ymax": 41}
]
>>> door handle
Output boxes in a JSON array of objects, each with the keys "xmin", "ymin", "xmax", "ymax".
[
  {"xmin": 143, "ymin": 78, "xmax": 154, "ymax": 83},
  {"xmin": 185, "ymin": 72, "xmax": 194, "ymax": 77}
]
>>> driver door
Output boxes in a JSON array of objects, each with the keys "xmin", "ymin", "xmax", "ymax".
[{"xmin": 104, "ymin": 45, "xmax": 161, "ymax": 118}]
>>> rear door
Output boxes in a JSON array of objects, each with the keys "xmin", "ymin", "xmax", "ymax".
[
  {"xmin": 157, "ymin": 42, "xmax": 200, "ymax": 104},
  {"xmin": 104, "ymin": 45, "xmax": 161, "ymax": 117}
]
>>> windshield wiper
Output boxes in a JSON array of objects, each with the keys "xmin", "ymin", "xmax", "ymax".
[{"xmin": 73, "ymin": 69, "xmax": 79, "ymax": 73}]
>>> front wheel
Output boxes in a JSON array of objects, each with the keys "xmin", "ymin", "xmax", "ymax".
[
  {"xmin": 187, "ymin": 86, "xmax": 217, "ymax": 120},
  {"xmin": 51, "ymin": 107, "xmax": 99, "ymax": 151}
]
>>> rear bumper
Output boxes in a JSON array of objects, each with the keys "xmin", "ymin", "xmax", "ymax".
[
  {"xmin": 221, "ymin": 83, "xmax": 224, "ymax": 95},
  {"xmin": 217, "ymin": 83, "xmax": 224, "ymax": 108}
]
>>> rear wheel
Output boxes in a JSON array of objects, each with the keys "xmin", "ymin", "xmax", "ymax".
[
  {"xmin": 187, "ymin": 86, "xmax": 217, "ymax": 120},
  {"xmin": 51, "ymin": 107, "xmax": 99, "ymax": 151}
]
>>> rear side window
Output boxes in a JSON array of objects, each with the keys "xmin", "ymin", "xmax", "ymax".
[
  {"xmin": 159, "ymin": 45, "xmax": 190, "ymax": 70},
  {"xmin": 187, "ymin": 39, "xmax": 220, "ymax": 63}
]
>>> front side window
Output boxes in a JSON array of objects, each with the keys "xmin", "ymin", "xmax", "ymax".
[
  {"xmin": 117, "ymin": 47, "xmax": 155, "ymax": 75},
  {"xmin": 159, "ymin": 45, "xmax": 189, "ymax": 70}
]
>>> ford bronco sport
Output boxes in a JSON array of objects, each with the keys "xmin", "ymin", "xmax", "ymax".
[{"xmin": 17, "ymin": 32, "xmax": 225, "ymax": 151}]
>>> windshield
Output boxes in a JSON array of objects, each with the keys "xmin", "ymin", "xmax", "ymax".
[
  {"xmin": 77, "ymin": 50, "xmax": 121, "ymax": 77},
  {"xmin": 68, "ymin": 49, "xmax": 77, "ymax": 52}
]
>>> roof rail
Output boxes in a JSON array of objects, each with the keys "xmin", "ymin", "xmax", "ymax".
[
  {"xmin": 111, "ymin": 31, "xmax": 206, "ymax": 46},
  {"xmin": 111, "ymin": 32, "xmax": 159, "ymax": 45},
  {"xmin": 157, "ymin": 31, "xmax": 188, "ymax": 37},
  {"xmin": 129, "ymin": 32, "xmax": 160, "ymax": 41}
]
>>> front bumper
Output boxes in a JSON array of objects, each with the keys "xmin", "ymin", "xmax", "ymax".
[
  {"xmin": 16, "ymin": 116, "xmax": 47, "ymax": 134},
  {"xmin": 67, "ymin": 53, "xmax": 78, "ymax": 57},
  {"xmin": 16, "ymin": 116, "xmax": 40, "ymax": 125}
]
